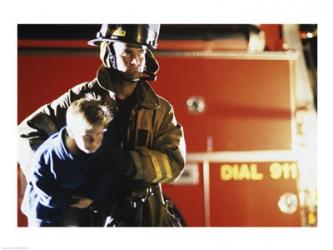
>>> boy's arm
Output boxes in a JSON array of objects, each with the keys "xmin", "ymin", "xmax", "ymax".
[
  {"xmin": 31, "ymin": 162, "xmax": 94, "ymax": 209},
  {"xmin": 29, "ymin": 161, "xmax": 78, "ymax": 209},
  {"xmin": 28, "ymin": 130, "xmax": 86, "ymax": 209}
]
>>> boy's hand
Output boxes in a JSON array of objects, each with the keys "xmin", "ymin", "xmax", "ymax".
[{"xmin": 70, "ymin": 196, "xmax": 94, "ymax": 209}]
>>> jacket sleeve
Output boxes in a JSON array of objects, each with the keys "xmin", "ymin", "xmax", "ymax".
[
  {"xmin": 128, "ymin": 106, "xmax": 186, "ymax": 184},
  {"xmin": 18, "ymin": 85, "xmax": 83, "ymax": 177}
]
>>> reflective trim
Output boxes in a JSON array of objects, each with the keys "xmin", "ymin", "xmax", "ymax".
[
  {"xmin": 150, "ymin": 153, "xmax": 163, "ymax": 182},
  {"xmin": 161, "ymin": 154, "xmax": 173, "ymax": 182}
]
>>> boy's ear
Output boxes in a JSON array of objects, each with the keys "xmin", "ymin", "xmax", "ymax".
[{"xmin": 66, "ymin": 127, "xmax": 74, "ymax": 138}]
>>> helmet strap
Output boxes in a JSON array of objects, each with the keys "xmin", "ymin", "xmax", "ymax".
[{"xmin": 106, "ymin": 43, "xmax": 117, "ymax": 69}]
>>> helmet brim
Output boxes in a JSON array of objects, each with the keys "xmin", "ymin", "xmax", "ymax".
[
  {"xmin": 88, "ymin": 38, "xmax": 157, "ymax": 49},
  {"xmin": 87, "ymin": 38, "xmax": 113, "ymax": 46}
]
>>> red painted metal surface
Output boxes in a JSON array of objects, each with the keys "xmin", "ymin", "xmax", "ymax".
[
  {"xmin": 18, "ymin": 40, "xmax": 91, "ymax": 49},
  {"xmin": 260, "ymin": 25, "xmax": 284, "ymax": 51},
  {"xmin": 18, "ymin": 55, "xmax": 100, "ymax": 123},
  {"xmin": 162, "ymin": 164, "xmax": 205, "ymax": 226},
  {"xmin": 209, "ymin": 162, "xmax": 301, "ymax": 226},
  {"xmin": 154, "ymin": 56, "xmax": 293, "ymax": 152},
  {"xmin": 157, "ymin": 55, "xmax": 298, "ymax": 226}
]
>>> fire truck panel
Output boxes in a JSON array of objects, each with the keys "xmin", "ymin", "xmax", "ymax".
[
  {"xmin": 209, "ymin": 161, "xmax": 301, "ymax": 226},
  {"xmin": 154, "ymin": 55, "xmax": 294, "ymax": 152}
]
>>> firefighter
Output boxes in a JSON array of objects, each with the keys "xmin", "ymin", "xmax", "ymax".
[{"xmin": 18, "ymin": 24, "xmax": 186, "ymax": 226}]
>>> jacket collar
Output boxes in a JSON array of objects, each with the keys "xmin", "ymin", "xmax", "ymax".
[{"xmin": 96, "ymin": 65, "xmax": 160, "ymax": 109}]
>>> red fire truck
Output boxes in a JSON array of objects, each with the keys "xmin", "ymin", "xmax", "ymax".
[{"xmin": 17, "ymin": 24, "xmax": 317, "ymax": 227}]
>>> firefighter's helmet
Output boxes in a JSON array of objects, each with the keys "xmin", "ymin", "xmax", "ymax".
[
  {"xmin": 89, "ymin": 24, "xmax": 160, "ymax": 82},
  {"xmin": 88, "ymin": 24, "xmax": 160, "ymax": 49}
]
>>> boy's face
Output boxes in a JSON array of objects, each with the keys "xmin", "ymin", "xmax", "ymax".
[{"xmin": 70, "ymin": 122, "xmax": 106, "ymax": 154}]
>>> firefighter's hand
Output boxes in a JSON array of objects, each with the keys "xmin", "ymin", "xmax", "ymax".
[{"xmin": 70, "ymin": 196, "xmax": 94, "ymax": 209}]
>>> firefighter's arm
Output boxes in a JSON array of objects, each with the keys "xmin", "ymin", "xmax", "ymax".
[
  {"xmin": 127, "ymin": 107, "xmax": 186, "ymax": 184},
  {"xmin": 18, "ymin": 87, "xmax": 78, "ymax": 177}
]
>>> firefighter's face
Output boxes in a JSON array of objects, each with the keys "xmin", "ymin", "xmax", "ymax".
[
  {"xmin": 112, "ymin": 41, "xmax": 147, "ymax": 81},
  {"xmin": 69, "ymin": 121, "xmax": 105, "ymax": 154}
]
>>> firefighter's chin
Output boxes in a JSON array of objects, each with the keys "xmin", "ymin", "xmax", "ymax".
[{"xmin": 119, "ymin": 70, "xmax": 143, "ymax": 83}]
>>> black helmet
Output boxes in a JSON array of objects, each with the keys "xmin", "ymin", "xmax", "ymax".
[{"xmin": 88, "ymin": 24, "xmax": 160, "ymax": 49}]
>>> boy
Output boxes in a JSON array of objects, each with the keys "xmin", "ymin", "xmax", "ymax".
[{"xmin": 21, "ymin": 98, "xmax": 113, "ymax": 226}]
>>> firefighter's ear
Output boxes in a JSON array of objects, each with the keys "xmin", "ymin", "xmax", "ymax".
[{"xmin": 142, "ymin": 48, "xmax": 159, "ymax": 81}]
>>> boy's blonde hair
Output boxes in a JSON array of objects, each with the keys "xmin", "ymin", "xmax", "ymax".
[{"xmin": 66, "ymin": 98, "xmax": 112, "ymax": 129}]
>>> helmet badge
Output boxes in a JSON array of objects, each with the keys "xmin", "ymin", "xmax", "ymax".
[{"xmin": 112, "ymin": 27, "xmax": 126, "ymax": 37}]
